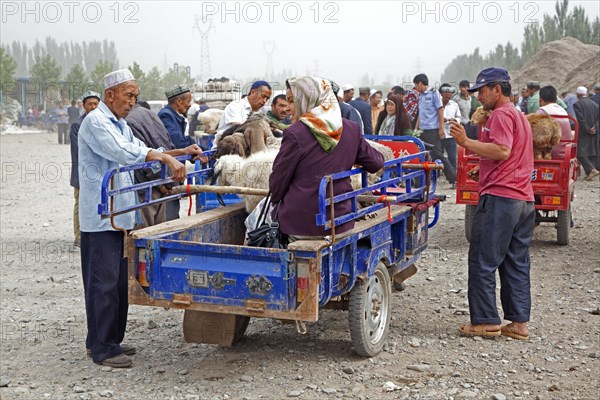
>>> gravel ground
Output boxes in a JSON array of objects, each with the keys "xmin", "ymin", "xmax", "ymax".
[{"xmin": 1, "ymin": 132, "xmax": 599, "ymax": 400}]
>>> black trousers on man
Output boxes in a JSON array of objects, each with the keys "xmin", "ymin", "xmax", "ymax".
[
  {"xmin": 81, "ymin": 231, "xmax": 128, "ymax": 363},
  {"xmin": 57, "ymin": 123, "xmax": 69, "ymax": 144},
  {"xmin": 420, "ymin": 129, "xmax": 457, "ymax": 184}
]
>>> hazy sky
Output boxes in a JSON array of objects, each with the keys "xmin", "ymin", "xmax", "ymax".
[{"xmin": 2, "ymin": 0, "xmax": 599, "ymax": 86}]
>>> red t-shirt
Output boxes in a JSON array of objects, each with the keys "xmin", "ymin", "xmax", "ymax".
[{"xmin": 479, "ymin": 102, "xmax": 534, "ymax": 201}]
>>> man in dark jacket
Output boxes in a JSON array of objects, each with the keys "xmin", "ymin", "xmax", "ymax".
[
  {"xmin": 69, "ymin": 91, "xmax": 101, "ymax": 247},
  {"xmin": 590, "ymin": 84, "xmax": 600, "ymax": 106},
  {"xmin": 158, "ymin": 85, "xmax": 195, "ymax": 148},
  {"xmin": 349, "ymin": 87, "xmax": 373, "ymax": 134},
  {"xmin": 158, "ymin": 85, "xmax": 195, "ymax": 220},
  {"xmin": 330, "ymin": 80, "xmax": 364, "ymax": 134},
  {"xmin": 67, "ymin": 100, "xmax": 81, "ymax": 131},
  {"xmin": 126, "ymin": 102, "xmax": 177, "ymax": 226},
  {"xmin": 574, "ymin": 86, "xmax": 600, "ymax": 181}
]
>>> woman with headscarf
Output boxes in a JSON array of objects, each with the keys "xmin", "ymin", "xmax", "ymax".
[
  {"xmin": 269, "ymin": 77, "xmax": 385, "ymax": 239},
  {"xmin": 374, "ymin": 94, "xmax": 412, "ymax": 135}
]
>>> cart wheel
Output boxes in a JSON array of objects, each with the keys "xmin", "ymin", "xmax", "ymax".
[
  {"xmin": 464, "ymin": 205, "xmax": 477, "ymax": 242},
  {"xmin": 557, "ymin": 206, "xmax": 571, "ymax": 246},
  {"xmin": 348, "ymin": 261, "xmax": 391, "ymax": 357}
]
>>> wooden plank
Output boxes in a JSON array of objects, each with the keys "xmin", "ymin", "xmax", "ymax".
[
  {"xmin": 131, "ymin": 202, "xmax": 247, "ymax": 239},
  {"xmin": 172, "ymin": 185, "xmax": 268, "ymax": 196},
  {"xmin": 287, "ymin": 205, "xmax": 413, "ymax": 252}
]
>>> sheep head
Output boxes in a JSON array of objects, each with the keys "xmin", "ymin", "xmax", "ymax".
[
  {"xmin": 215, "ymin": 135, "xmax": 247, "ymax": 159},
  {"xmin": 471, "ymin": 107, "xmax": 492, "ymax": 125},
  {"xmin": 243, "ymin": 119, "xmax": 271, "ymax": 155}
]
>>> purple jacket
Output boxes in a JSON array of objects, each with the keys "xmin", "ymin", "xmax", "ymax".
[{"xmin": 269, "ymin": 119, "xmax": 385, "ymax": 236}]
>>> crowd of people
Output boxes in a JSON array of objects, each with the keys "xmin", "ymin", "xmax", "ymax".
[{"xmin": 67, "ymin": 66, "xmax": 599, "ymax": 368}]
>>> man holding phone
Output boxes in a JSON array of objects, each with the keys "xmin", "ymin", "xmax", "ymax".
[{"xmin": 449, "ymin": 67, "xmax": 535, "ymax": 341}]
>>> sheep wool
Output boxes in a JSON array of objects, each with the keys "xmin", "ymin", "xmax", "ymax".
[{"xmin": 214, "ymin": 150, "xmax": 279, "ymax": 212}]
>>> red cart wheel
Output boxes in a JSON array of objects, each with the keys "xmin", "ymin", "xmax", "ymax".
[{"xmin": 557, "ymin": 206, "xmax": 571, "ymax": 245}]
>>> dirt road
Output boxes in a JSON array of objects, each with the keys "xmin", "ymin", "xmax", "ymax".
[{"xmin": 1, "ymin": 132, "xmax": 598, "ymax": 400}]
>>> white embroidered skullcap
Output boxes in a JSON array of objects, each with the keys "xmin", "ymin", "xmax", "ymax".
[
  {"xmin": 576, "ymin": 86, "xmax": 588, "ymax": 95},
  {"xmin": 104, "ymin": 69, "xmax": 136, "ymax": 90},
  {"xmin": 341, "ymin": 83, "xmax": 354, "ymax": 92}
]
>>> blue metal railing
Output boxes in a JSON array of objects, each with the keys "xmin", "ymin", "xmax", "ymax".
[
  {"xmin": 98, "ymin": 152, "xmax": 215, "ymax": 219},
  {"xmin": 316, "ymin": 137, "xmax": 439, "ymax": 230}
]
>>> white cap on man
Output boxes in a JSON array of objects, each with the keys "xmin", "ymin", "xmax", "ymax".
[
  {"xmin": 104, "ymin": 69, "xmax": 136, "ymax": 90},
  {"xmin": 341, "ymin": 84, "xmax": 354, "ymax": 92},
  {"xmin": 576, "ymin": 86, "xmax": 588, "ymax": 95}
]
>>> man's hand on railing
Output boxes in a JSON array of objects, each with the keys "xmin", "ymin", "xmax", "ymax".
[
  {"xmin": 165, "ymin": 156, "xmax": 187, "ymax": 182},
  {"xmin": 182, "ymin": 144, "xmax": 208, "ymax": 162},
  {"xmin": 159, "ymin": 185, "xmax": 172, "ymax": 196},
  {"xmin": 146, "ymin": 150, "xmax": 187, "ymax": 182}
]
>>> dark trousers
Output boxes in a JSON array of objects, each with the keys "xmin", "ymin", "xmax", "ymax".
[
  {"xmin": 81, "ymin": 231, "xmax": 128, "ymax": 362},
  {"xmin": 420, "ymin": 129, "xmax": 457, "ymax": 184},
  {"xmin": 441, "ymin": 137, "xmax": 457, "ymax": 170},
  {"xmin": 577, "ymin": 155, "xmax": 599, "ymax": 174},
  {"xmin": 166, "ymin": 199, "xmax": 180, "ymax": 221},
  {"xmin": 57, "ymin": 123, "xmax": 69, "ymax": 144},
  {"xmin": 468, "ymin": 195, "xmax": 535, "ymax": 325}
]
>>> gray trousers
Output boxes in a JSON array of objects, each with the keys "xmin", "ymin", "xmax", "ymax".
[{"xmin": 137, "ymin": 189, "xmax": 167, "ymax": 228}]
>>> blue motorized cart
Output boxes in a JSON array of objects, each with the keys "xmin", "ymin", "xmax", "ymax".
[{"xmin": 99, "ymin": 137, "xmax": 443, "ymax": 357}]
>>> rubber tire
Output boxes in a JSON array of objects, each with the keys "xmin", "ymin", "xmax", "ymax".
[
  {"xmin": 557, "ymin": 206, "xmax": 570, "ymax": 246},
  {"xmin": 348, "ymin": 262, "xmax": 391, "ymax": 357},
  {"xmin": 232, "ymin": 316, "xmax": 250, "ymax": 344},
  {"xmin": 464, "ymin": 205, "xmax": 477, "ymax": 243}
]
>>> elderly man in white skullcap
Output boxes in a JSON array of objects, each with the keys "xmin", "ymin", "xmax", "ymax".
[{"xmin": 77, "ymin": 69, "xmax": 204, "ymax": 368}]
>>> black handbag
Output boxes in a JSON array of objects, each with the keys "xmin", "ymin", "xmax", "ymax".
[{"xmin": 247, "ymin": 194, "xmax": 287, "ymax": 249}]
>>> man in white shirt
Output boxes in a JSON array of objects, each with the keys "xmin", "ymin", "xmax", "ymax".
[
  {"xmin": 440, "ymin": 84, "xmax": 462, "ymax": 188},
  {"xmin": 213, "ymin": 80, "xmax": 272, "ymax": 147}
]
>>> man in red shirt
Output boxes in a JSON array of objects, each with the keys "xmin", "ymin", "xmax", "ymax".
[{"xmin": 450, "ymin": 67, "xmax": 535, "ymax": 340}]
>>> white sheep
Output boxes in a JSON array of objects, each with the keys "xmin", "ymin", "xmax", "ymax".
[
  {"xmin": 214, "ymin": 149, "xmax": 278, "ymax": 212},
  {"xmin": 198, "ymin": 109, "xmax": 224, "ymax": 133}
]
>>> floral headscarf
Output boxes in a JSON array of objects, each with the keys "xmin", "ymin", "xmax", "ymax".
[{"xmin": 286, "ymin": 77, "xmax": 343, "ymax": 153}]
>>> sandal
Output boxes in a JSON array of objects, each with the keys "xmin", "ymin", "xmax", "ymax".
[
  {"xmin": 501, "ymin": 324, "xmax": 529, "ymax": 340},
  {"xmin": 459, "ymin": 324, "xmax": 501, "ymax": 337}
]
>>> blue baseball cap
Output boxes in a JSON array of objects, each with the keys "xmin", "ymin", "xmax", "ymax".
[{"xmin": 468, "ymin": 67, "xmax": 511, "ymax": 93}]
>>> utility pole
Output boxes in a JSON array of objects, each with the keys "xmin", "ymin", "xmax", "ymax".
[
  {"xmin": 193, "ymin": 15, "xmax": 214, "ymax": 81},
  {"xmin": 263, "ymin": 41, "xmax": 276, "ymax": 81}
]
